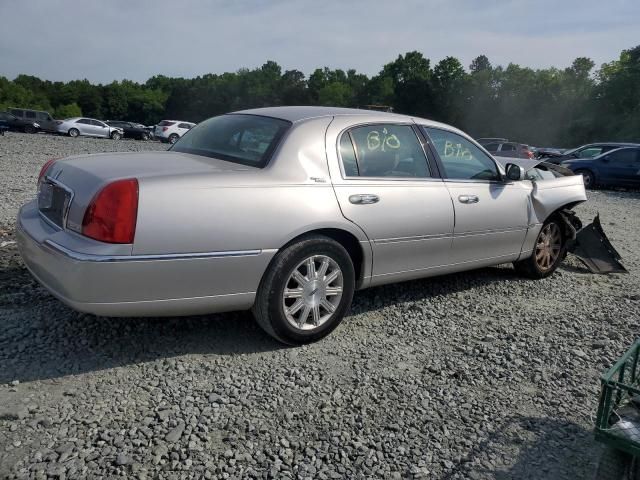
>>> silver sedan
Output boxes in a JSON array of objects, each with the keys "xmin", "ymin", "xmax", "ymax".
[
  {"xmin": 55, "ymin": 117, "xmax": 124, "ymax": 139},
  {"xmin": 18, "ymin": 107, "xmax": 588, "ymax": 344}
]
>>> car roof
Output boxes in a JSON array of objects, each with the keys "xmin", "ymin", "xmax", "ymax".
[
  {"xmin": 582, "ymin": 142, "xmax": 640, "ymax": 147},
  {"xmin": 231, "ymin": 106, "xmax": 464, "ymax": 134}
]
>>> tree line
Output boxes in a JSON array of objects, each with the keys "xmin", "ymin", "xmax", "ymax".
[{"xmin": 1, "ymin": 45, "xmax": 638, "ymax": 147}]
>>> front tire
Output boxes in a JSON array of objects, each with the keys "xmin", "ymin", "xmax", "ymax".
[
  {"xmin": 575, "ymin": 169, "xmax": 596, "ymax": 189},
  {"xmin": 253, "ymin": 235, "xmax": 355, "ymax": 345},
  {"xmin": 68, "ymin": 128, "xmax": 79, "ymax": 138},
  {"xmin": 141, "ymin": 132, "xmax": 149, "ymax": 141},
  {"xmin": 514, "ymin": 216, "xmax": 566, "ymax": 279},
  {"xmin": 110, "ymin": 131, "xmax": 121, "ymax": 140}
]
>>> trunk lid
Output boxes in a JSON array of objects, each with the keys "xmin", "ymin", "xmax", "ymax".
[{"xmin": 44, "ymin": 151, "xmax": 252, "ymax": 233}]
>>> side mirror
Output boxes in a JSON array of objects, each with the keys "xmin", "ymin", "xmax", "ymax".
[{"xmin": 505, "ymin": 163, "xmax": 525, "ymax": 181}]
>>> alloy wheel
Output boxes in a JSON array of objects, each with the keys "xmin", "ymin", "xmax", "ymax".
[
  {"xmin": 535, "ymin": 223, "xmax": 562, "ymax": 271},
  {"xmin": 282, "ymin": 255, "xmax": 343, "ymax": 331}
]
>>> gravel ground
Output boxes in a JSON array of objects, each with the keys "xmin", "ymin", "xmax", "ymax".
[{"xmin": 1, "ymin": 132, "xmax": 639, "ymax": 479}]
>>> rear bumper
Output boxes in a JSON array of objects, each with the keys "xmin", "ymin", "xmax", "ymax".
[{"xmin": 16, "ymin": 202, "xmax": 275, "ymax": 317}]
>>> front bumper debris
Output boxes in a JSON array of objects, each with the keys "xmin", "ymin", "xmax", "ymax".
[{"xmin": 562, "ymin": 213, "xmax": 627, "ymax": 274}]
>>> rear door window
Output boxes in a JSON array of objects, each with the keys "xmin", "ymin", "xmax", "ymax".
[
  {"xmin": 578, "ymin": 147, "xmax": 603, "ymax": 158},
  {"xmin": 500, "ymin": 143, "xmax": 516, "ymax": 152},
  {"xmin": 484, "ymin": 143, "xmax": 500, "ymax": 152},
  {"xmin": 340, "ymin": 124, "xmax": 431, "ymax": 178}
]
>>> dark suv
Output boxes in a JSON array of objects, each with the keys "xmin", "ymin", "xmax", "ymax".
[
  {"xmin": 8, "ymin": 108, "xmax": 58, "ymax": 133},
  {"xmin": 0, "ymin": 111, "xmax": 41, "ymax": 134}
]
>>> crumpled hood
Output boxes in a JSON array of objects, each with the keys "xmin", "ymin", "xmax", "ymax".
[{"xmin": 494, "ymin": 156, "xmax": 574, "ymax": 177}]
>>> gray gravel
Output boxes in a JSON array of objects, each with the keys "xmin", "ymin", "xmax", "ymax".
[{"xmin": 1, "ymin": 132, "xmax": 639, "ymax": 479}]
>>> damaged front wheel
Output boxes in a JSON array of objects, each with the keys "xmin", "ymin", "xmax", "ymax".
[{"xmin": 514, "ymin": 217, "xmax": 567, "ymax": 279}]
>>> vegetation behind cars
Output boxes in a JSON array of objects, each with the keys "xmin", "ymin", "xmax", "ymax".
[{"xmin": 0, "ymin": 45, "xmax": 638, "ymax": 146}]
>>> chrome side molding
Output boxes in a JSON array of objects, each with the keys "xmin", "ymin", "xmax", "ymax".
[{"xmin": 43, "ymin": 240, "xmax": 265, "ymax": 263}]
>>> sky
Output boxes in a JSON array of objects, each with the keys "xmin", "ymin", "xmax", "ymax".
[{"xmin": 0, "ymin": 0, "xmax": 638, "ymax": 83}]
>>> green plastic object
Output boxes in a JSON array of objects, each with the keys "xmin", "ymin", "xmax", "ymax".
[{"xmin": 595, "ymin": 340, "xmax": 640, "ymax": 456}]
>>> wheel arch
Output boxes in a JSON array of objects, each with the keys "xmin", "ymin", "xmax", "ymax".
[{"xmin": 274, "ymin": 227, "xmax": 372, "ymax": 290}]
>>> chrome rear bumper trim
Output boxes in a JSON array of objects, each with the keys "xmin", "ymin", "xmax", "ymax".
[{"xmin": 43, "ymin": 240, "xmax": 264, "ymax": 263}]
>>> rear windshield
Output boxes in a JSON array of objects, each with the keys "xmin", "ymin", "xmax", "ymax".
[
  {"xmin": 158, "ymin": 120, "xmax": 175, "ymax": 126},
  {"xmin": 171, "ymin": 114, "xmax": 291, "ymax": 167}
]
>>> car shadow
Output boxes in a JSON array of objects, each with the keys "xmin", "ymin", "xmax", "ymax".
[
  {"xmin": 0, "ymin": 261, "xmax": 528, "ymax": 384},
  {"xmin": 441, "ymin": 415, "xmax": 602, "ymax": 480}
]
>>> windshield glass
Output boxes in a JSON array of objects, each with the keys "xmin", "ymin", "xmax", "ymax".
[{"xmin": 171, "ymin": 114, "xmax": 291, "ymax": 167}]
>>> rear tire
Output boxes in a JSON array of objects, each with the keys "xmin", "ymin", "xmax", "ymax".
[
  {"xmin": 68, "ymin": 128, "xmax": 79, "ymax": 138},
  {"xmin": 514, "ymin": 216, "xmax": 566, "ymax": 279},
  {"xmin": 168, "ymin": 134, "xmax": 179, "ymax": 144},
  {"xmin": 252, "ymin": 235, "xmax": 355, "ymax": 345},
  {"xmin": 575, "ymin": 169, "xmax": 596, "ymax": 189},
  {"xmin": 24, "ymin": 125, "xmax": 36, "ymax": 134}
]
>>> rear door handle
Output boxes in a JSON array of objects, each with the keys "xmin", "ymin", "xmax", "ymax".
[
  {"xmin": 349, "ymin": 194, "xmax": 380, "ymax": 205},
  {"xmin": 458, "ymin": 195, "xmax": 479, "ymax": 204}
]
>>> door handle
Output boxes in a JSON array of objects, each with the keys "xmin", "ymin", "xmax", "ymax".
[
  {"xmin": 458, "ymin": 195, "xmax": 479, "ymax": 204},
  {"xmin": 349, "ymin": 194, "xmax": 379, "ymax": 205}
]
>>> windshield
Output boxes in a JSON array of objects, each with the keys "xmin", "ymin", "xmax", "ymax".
[{"xmin": 171, "ymin": 114, "xmax": 291, "ymax": 167}]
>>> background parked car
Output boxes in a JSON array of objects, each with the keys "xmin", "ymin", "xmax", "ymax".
[
  {"xmin": 55, "ymin": 117, "xmax": 124, "ymax": 139},
  {"xmin": 0, "ymin": 111, "xmax": 40, "ymax": 133},
  {"xmin": 106, "ymin": 121, "xmax": 152, "ymax": 140},
  {"xmin": 154, "ymin": 120, "xmax": 195, "ymax": 144},
  {"xmin": 477, "ymin": 137, "xmax": 508, "ymax": 145},
  {"xmin": 483, "ymin": 141, "xmax": 534, "ymax": 159},
  {"xmin": 541, "ymin": 142, "xmax": 640, "ymax": 164},
  {"xmin": 8, "ymin": 108, "xmax": 57, "ymax": 133},
  {"xmin": 560, "ymin": 146, "xmax": 640, "ymax": 189}
]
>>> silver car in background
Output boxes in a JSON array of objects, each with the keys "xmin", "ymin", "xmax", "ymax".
[
  {"xmin": 55, "ymin": 117, "xmax": 124, "ymax": 139},
  {"xmin": 18, "ymin": 107, "xmax": 588, "ymax": 345}
]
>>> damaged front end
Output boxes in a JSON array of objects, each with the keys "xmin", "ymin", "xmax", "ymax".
[{"xmin": 559, "ymin": 211, "xmax": 627, "ymax": 274}]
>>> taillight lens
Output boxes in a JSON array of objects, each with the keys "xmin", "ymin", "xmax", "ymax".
[
  {"xmin": 82, "ymin": 179, "xmax": 139, "ymax": 244},
  {"xmin": 38, "ymin": 158, "xmax": 58, "ymax": 183},
  {"xmin": 526, "ymin": 150, "xmax": 534, "ymax": 158},
  {"xmin": 162, "ymin": 126, "xmax": 169, "ymax": 132}
]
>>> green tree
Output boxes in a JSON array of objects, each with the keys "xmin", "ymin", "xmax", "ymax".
[{"xmin": 54, "ymin": 103, "xmax": 82, "ymax": 119}]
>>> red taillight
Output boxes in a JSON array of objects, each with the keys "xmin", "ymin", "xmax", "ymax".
[
  {"xmin": 526, "ymin": 150, "xmax": 534, "ymax": 159},
  {"xmin": 82, "ymin": 179, "xmax": 138, "ymax": 244},
  {"xmin": 38, "ymin": 158, "xmax": 58, "ymax": 183},
  {"xmin": 162, "ymin": 126, "xmax": 169, "ymax": 132}
]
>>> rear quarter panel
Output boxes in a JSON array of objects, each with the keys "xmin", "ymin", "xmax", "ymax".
[{"xmin": 133, "ymin": 117, "xmax": 370, "ymax": 256}]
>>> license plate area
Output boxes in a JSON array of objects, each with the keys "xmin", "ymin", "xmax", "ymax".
[{"xmin": 38, "ymin": 180, "xmax": 72, "ymax": 228}]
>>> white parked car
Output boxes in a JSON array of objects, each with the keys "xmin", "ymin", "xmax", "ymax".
[
  {"xmin": 55, "ymin": 117, "xmax": 123, "ymax": 139},
  {"xmin": 154, "ymin": 120, "xmax": 195, "ymax": 144}
]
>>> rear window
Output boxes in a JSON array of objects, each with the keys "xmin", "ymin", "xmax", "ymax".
[
  {"xmin": 171, "ymin": 114, "xmax": 291, "ymax": 168},
  {"xmin": 158, "ymin": 120, "xmax": 175, "ymax": 127}
]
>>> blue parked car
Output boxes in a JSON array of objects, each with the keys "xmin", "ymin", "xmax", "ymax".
[{"xmin": 561, "ymin": 147, "xmax": 640, "ymax": 189}]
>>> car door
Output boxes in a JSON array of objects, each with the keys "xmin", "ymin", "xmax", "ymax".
[
  {"xmin": 422, "ymin": 127, "xmax": 530, "ymax": 266},
  {"xmin": 600, "ymin": 148, "xmax": 640, "ymax": 186},
  {"xmin": 326, "ymin": 120, "xmax": 454, "ymax": 285},
  {"xmin": 73, "ymin": 119, "xmax": 92, "ymax": 136},
  {"xmin": 90, "ymin": 119, "xmax": 109, "ymax": 137}
]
